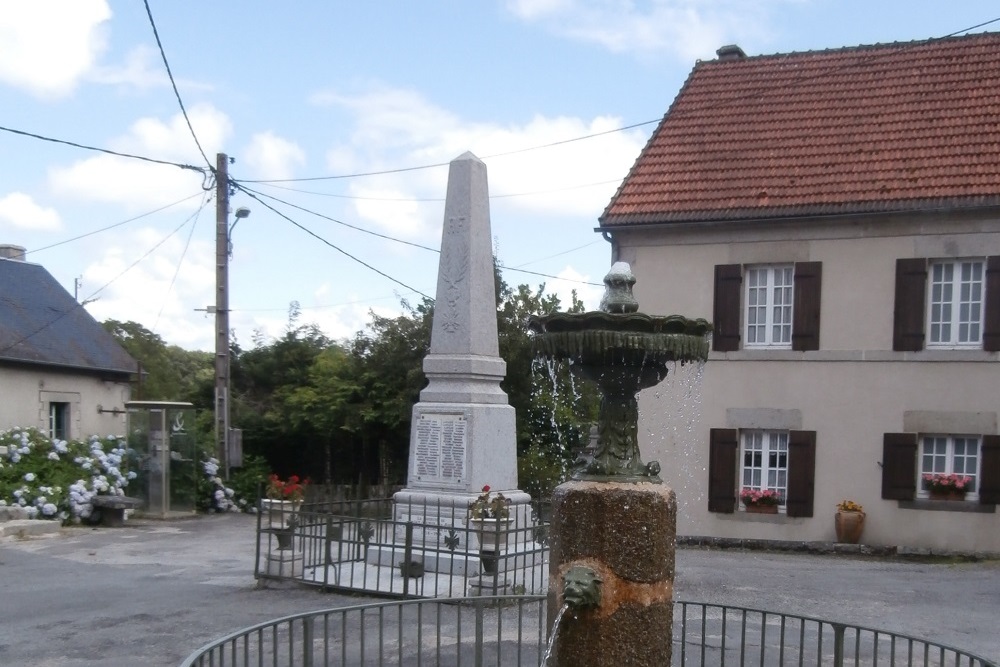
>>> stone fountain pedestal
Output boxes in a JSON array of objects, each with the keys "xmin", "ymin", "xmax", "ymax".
[{"xmin": 548, "ymin": 480, "xmax": 676, "ymax": 666}]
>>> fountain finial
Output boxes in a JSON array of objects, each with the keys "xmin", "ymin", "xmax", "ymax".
[{"xmin": 599, "ymin": 261, "xmax": 639, "ymax": 313}]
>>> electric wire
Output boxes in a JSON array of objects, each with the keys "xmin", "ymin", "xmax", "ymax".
[
  {"xmin": 0, "ymin": 210, "xmax": 206, "ymax": 356},
  {"xmin": 251, "ymin": 177, "xmax": 624, "ymax": 202},
  {"xmin": 233, "ymin": 183, "xmax": 432, "ymax": 300},
  {"xmin": 238, "ymin": 16, "xmax": 1000, "ymax": 186},
  {"xmin": 26, "ymin": 192, "xmax": 207, "ymax": 256},
  {"xmin": 236, "ymin": 183, "xmax": 439, "ymax": 253},
  {"xmin": 152, "ymin": 194, "xmax": 210, "ymax": 332},
  {"xmin": 236, "ymin": 181, "xmax": 602, "ymax": 286},
  {"xmin": 142, "ymin": 0, "xmax": 212, "ymax": 169},
  {"xmin": 0, "ymin": 124, "xmax": 206, "ymax": 173}
]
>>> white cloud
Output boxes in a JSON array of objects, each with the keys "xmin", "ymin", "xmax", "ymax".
[
  {"xmin": 48, "ymin": 104, "xmax": 231, "ymax": 209},
  {"xmin": 314, "ymin": 85, "xmax": 644, "ymax": 234},
  {"xmin": 504, "ymin": 0, "xmax": 776, "ymax": 62},
  {"xmin": 0, "ymin": 0, "xmax": 111, "ymax": 98},
  {"xmin": 88, "ymin": 45, "xmax": 167, "ymax": 89},
  {"xmin": 243, "ymin": 132, "xmax": 306, "ymax": 181},
  {"xmin": 0, "ymin": 193, "xmax": 62, "ymax": 231},
  {"xmin": 81, "ymin": 225, "xmax": 216, "ymax": 349}
]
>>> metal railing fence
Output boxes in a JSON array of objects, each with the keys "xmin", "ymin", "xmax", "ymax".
[
  {"xmin": 256, "ymin": 497, "xmax": 550, "ymax": 598},
  {"xmin": 180, "ymin": 596, "xmax": 996, "ymax": 667}
]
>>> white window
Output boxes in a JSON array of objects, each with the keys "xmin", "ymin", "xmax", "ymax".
[
  {"xmin": 920, "ymin": 435, "xmax": 980, "ymax": 499},
  {"xmin": 49, "ymin": 402, "xmax": 69, "ymax": 440},
  {"xmin": 740, "ymin": 430, "xmax": 788, "ymax": 505},
  {"xmin": 928, "ymin": 259, "xmax": 984, "ymax": 347},
  {"xmin": 745, "ymin": 265, "xmax": 793, "ymax": 348}
]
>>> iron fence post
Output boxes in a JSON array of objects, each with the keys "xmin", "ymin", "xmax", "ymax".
[
  {"xmin": 475, "ymin": 598, "xmax": 485, "ymax": 667},
  {"xmin": 302, "ymin": 616, "xmax": 314, "ymax": 667},
  {"xmin": 832, "ymin": 622, "xmax": 846, "ymax": 667},
  {"xmin": 403, "ymin": 522, "xmax": 414, "ymax": 597}
]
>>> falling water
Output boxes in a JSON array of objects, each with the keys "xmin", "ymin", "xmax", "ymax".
[{"xmin": 539, "ymin": 603, "xmax": 570, "ymax": 667}]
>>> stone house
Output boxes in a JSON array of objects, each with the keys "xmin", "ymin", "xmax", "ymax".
[
  {"xmin": 0, "ymin": 245, "xmax": 136, "ymax": 445},
  {"xmin": 600, "ymin": 33, "xmax": 1000, "ymax": 553}
]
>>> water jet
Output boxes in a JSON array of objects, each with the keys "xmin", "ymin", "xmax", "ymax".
[{"xmin": 530, "ymin": 261, "xmax": 711, "ymax": 666}]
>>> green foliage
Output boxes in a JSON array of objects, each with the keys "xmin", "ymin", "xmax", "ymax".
[
  {"xmin": 102, "ymin": 319, "xmax": 213, "ymax": 403},
  {"xmin": 0, "ymin": 428, "xmax": 134, "ymax": 523},
  {"xmin": 517, "ymin": 444, "xmax": 574, "ymax": 503},
  {"xmin": 227, "ymin": 454, "xmax": 269, "ymax": 505}
]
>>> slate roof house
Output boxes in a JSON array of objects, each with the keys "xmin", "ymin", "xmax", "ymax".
[
  {"xmin": 0, "ymin": 245, "xmax": 136, "ymax": 444},
  {"xmin": 600, "ymin": 32, "xmax": 1000, "ymax": 553}
]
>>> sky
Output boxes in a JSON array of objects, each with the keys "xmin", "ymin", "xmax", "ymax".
[{"xmin": 2, "ymin": 1, "xmax": 998, "ymax": 352}]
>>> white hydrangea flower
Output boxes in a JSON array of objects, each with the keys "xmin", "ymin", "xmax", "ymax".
[
  {"xmin": 41, "ymin": 503, "xmax": 57, "ymax": 516},
  {"xmin": 23, "ymin": 472, "xmax": 35, "ymax": 482},
  {"xmin": 47, "ymin": 452, "xmax": 60, "ymax": 461}
]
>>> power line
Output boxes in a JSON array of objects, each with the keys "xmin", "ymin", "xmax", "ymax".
[
  {"xmin": 0, "ymin": 124, "xmax": 207, "ymax": 173},
  {"xmin": 237, "ymin": 122, "xmax": 654, "ymax": 184},
  {"xmin": 236, "ymin": 181, "xmax": 603, "ymax": 287},
  {"xmin": 26, "ymin": 192, "xmax": 207, "ymax": 256},
  {"xmin": 236, "ymin": 183, "xmax": 440, "ymax": 253},
  {"xmin": 236, "ymin": 17, "xmax": 1000, "ymax": 188},
  {"xmin": 0, "ymin": 208, "xmax": 204, "ymax": 356},
  {"xmin": 142, "ymin": 0, "xmax": 211, "ymax": 169},
  {"xmin": 252, "ymin": 177, "xmax": 624, "ymax": 202},
  {"xmin": 233, "ymin": 183, "xmax": 432, "ymax": 299},
  {"xmin": 152, "ymin": 193, "xmax": 210, "ymax": 332}
]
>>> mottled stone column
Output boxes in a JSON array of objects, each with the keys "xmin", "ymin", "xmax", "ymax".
[{"xmin": 548, "ymin": 480, "xmax": 676, "ymax": 666}]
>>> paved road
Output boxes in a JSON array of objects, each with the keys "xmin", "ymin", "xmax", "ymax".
[{"xmin": 0, "ymin": 513, "xmax": 996, "ymax": 666}]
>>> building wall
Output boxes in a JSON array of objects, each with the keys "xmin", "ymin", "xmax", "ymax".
[
  {"xmin": 0, "ymin": 365, "xmax": 130, "ymax": 440},
  {"xmin": 610, "ymin": 209, "xmax": 1000, "ymax": 553}
]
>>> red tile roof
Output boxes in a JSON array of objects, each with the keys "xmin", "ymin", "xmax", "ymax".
[{"xmin": 601, "ymin": 32, "xmax": 1000, "ymax": 227}]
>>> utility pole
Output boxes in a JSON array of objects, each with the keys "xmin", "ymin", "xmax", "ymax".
[{"xmin": 214, "ymin": 152, "xmax": 231, "ymax": 478}]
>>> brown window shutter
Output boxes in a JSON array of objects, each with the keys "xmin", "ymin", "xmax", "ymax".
[
  {"xmin": 792, "ymin": 262, "xmax": 822, "ymax": 351},
  {"xmin": 893, "ymin": 258, "xmax": 926, "ymax": 351},
  {"xmin": 786, "ymin": 430, "xmax": 816, "ymax": 517},
  {"xmin": 713, "ymin": 264, "xmax": 742, "ymax": 352},
  {"xmin": 979, "ymin": 435, "xmax": 1000, "ymax": 505},
  {"xmin": 881, "ymin": 433, "xmax": 917, "ymax": 500},
  {"xmin": 708, "ymin": 428, "xmax": 738, "ymax": 513},
  {"xmin": 983, "ymin": 256, "xmax": 1000, "ymax": 352}
]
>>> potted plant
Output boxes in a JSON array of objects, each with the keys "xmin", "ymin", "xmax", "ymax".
[
  {"xmin": 834, "ymin": 499, "xmax": 865, "ymax": 544},
  {"xmin": 922, "ymin": 473, "xmax": 972, "ymax": 500},
  {"xmin": 740, "ymin": 488, "xmax": 780, "ymax": 514},
  {"xmin": 261, "ymin": 474, "xmax": 309, "ymax": 528},
  {"xmin": 468, "ymin": 485, "xmax": 512, "ymax": 573}
]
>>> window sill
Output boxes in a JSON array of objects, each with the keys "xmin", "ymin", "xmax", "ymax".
[
  {"xmin": 897, "ymin": 499, "xmax": 995, "ymax": 513},
  {"xmin": 717, "ymin": 509, "xmax": 796, "ymax": 522},
  {"xmin": 710, "ymin": 349, "xmax": 997, "ymax": 363}
]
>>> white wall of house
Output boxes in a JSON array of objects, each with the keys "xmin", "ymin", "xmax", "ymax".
[
  {"xmin": 0, "ymin": 365, "xmax": 130, "ymax": 441},
  {"xmin": 611, "ymin": 209, "xmax": 1000, "ymax": 553}
]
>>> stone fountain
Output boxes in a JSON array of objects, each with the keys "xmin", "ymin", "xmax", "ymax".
[{"xmin": 529, "ymin": 262, "xmax": 711, "ymax": 667}]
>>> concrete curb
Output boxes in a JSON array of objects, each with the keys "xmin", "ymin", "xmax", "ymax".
[
  {"xmin": 0, "ymin": 519, "xmax": 62, "ymax": 539},
  {"xmin": 677, "ymin": 535, "xmax": 1000, "ymax": 561}
]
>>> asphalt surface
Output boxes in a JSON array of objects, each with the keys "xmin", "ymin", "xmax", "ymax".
[{"xmin": 0, "ymin": 513, "xmax": 997, "ymax": 666}]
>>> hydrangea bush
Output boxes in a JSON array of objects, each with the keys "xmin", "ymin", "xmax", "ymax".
[{"xmin": 0, "ymin": 428, "xmax": 134, "ymax": 523}]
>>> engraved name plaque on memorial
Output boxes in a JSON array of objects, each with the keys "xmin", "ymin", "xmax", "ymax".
[{"xmin": 412, "ymin": 412, "xmax": 467, "ymax": 486}]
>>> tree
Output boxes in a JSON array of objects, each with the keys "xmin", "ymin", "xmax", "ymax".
[{"xmin": 102, "ymin": 319, "xmax": 213, "ymax": 404}]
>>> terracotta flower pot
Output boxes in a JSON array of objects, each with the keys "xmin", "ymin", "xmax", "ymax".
[
  {"xmin": 745, "ymin": 504, "xmax": 778, "ymax": 514},
  {"xmin": 835, "ymin": 510, "xmax": 865, "ymax": 544}
]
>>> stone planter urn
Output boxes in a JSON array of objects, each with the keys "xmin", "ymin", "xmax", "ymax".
[
  {"xmin": 261, "ymin": 498, "xmax": 299, "ymax": 529},
  {"xmin": 469, "ymin": 517, "xmax": 513, "ymax": 573},
  {"xmin": 835, "ymin": 510, "xmax": 865, "ymax": 543}
]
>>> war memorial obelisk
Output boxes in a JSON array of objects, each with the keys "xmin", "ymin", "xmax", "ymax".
[{"xmin": 383, "ymin": 151, "xmax": 530, "ymax": 583}]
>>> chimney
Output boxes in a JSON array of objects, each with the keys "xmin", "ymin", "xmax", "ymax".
[
  {"xmin": 0, "ymin": 244, "xmax": 26, "ymax": 261},
  {"xmin": 716, "ymin": 44, "xmax": 747, "ymax": 61}
]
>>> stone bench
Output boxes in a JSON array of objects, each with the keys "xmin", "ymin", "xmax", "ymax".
[{"xmin": 91, "ymin": 496, "xmax": 143, "ymax": 527}]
